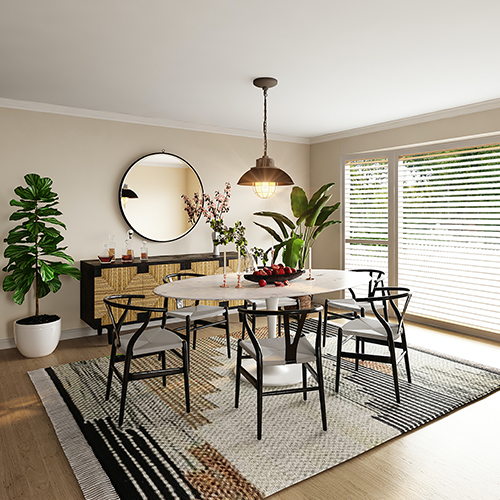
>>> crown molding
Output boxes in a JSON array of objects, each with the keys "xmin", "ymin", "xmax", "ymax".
[
  {"xmin": 3, "ymin": 95, "xmax": 500, "ymax": 147},
  {"xmin": 310, "ymin": 97, "xmax": 500, "ymax": 144},
  {"xmin": 0, "ymin": 97, "xmax": 310, "ymax": 145}
]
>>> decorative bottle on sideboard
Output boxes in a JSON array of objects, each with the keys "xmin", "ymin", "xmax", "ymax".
[{"xmin": 140, "ymin": 241, "xmax": 148, "ymax": 262}]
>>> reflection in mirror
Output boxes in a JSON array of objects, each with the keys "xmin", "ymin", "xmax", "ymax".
[{"xmin": 119, "ymin": 152, "xmax": 203, "ymax": 242}]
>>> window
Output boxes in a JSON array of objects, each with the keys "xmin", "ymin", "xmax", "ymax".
[
  {"xmin": 344, "ymin": 141, "xmax": 500, "ymax": 335},
  {"xmin": 344, "ymin": 157, "xmax": 389, "ymax": 293}
]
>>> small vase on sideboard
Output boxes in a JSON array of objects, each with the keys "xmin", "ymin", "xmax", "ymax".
[{"xmin": 212, "ymin": 231, "xmax": 220, "ymax": 256}]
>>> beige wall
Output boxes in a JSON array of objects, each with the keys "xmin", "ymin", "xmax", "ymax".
[
  {"xmin": 0, "ymin": 107, "xmax": 309, "ymax": 341},
  {"xmin": 310, "ymin": 107, "xmax": 500, "ymax": 271}
]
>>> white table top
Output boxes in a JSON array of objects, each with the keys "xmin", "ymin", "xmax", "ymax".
[{"xmin": 153, "ymin": 269, "xmax": 367, "ymax": 302}]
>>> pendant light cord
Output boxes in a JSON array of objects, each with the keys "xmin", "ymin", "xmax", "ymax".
[{"xmin": 263, "ymin": 87, "xmax": 268, "ymax": 158}]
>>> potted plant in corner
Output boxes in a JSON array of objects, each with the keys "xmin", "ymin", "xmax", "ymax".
[{"xmin": 2, "ymin": 173, "xmax": 81, "ymax": 358}]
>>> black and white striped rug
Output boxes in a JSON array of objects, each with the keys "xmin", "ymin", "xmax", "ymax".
[{"xmin": 30, "ymin": 321, "xmax": 500, "ymax": 500}]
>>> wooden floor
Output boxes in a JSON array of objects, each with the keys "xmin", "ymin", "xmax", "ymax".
[{"xmin": 1, "ymin": 319, "xmax": 500, "ymax": 500}]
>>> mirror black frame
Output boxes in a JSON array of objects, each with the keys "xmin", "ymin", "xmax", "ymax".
[{"xmin": 118, "ymin": 151, "xmax": 204, "ymax": 243}]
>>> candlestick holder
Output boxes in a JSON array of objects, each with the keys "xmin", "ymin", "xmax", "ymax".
[
  {"xmin": 220, "ymin": 248, "xmax": 230, "ymax": 287},
  {"xmin": 306, "ymin": 267, "xmax": 314, "ymax": 280},
  {"xmin": 235, "ymin": 273, "xmax": 242, "ymax": 288},
  {"xmin": 220, "ymin": 273, "xmax": 230, "ymax": 288}
]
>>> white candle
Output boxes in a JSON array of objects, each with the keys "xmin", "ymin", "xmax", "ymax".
[
  {"xmin": 237, "ymin": 246, "xmax": 241, "ymax": 274},
  {"xmin": 308, "ymin": 248, "xmax": 312, "ymax": 271},
  {"xmin": 223, "ymin": 248, "xmax": 227, "ymax": 275}
]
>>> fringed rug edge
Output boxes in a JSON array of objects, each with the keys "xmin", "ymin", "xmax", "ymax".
[{"xmin": 29, "ymin": 368, "xmax": 120, "ymax": 500}]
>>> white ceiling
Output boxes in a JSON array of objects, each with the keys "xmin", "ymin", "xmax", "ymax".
[{"xmin": 2, "ymin": 0, "xmax": 500, "ymax": 141}]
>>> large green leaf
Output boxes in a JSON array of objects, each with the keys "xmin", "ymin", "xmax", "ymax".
[
  {"xmin": 315, "ymin": 202, "xmax": 340, "ymax": 226},
  {"xmin": 10, "ymin": 199, "xmax": 36, "ymax": 210},
  {"xmin": 43, "ymin": 250, "xmax": 75, "ymax": 264},
  {"xmin": 3, "ymin": 244, "xmax": 32, "ymax": 259},
  {"xmin": 253, "ymin": 211, "xmax": 296, "ymax": 230},
  {"xmin": 46, "ymin": 275, "xmax": 62, "ymax": 293},
  {"xmin": 290, "ymin": 187, "xmax": 308, "ymax": 218},
  {"xmin": 312, "ymin": 219, "xmax": 342, "ymax": 239},
  {"xmin": 40, "ymin": 217, "xmax": 66, "ymax": 228},
  {"xmin": 37, "ymin": 279, "xmax": 51, "ymax": 299},
  {"xmin": 10, "ymin": 273, "xmax": 35, "ymax": 305},
  {"xmin": 2, "ymin": 275, "xmax": 16, "ymax": 292},
  {"xmin": 14, "ymin": 185, "xmax": 36, "ymax": 201},
  {"xmin": 305, "ymin": 194, "xmax": 331, "ymax": 227},
  {"xmin": 52, "ymin": 263, "xmax": 81, "ymax": 280},
  {"xmin": 4, "ymin": 228, "xmax": 31, "ymax": 244},
  {"xmin": 308, "ymin": 182, "xmax": 335, "ymax": 209},
  {"xmin": 282, "ymin": 236, "xmax": 304, "ymax": 268},
  {"xmin": 253, "ymin": 222, "xmax": 283, "ymax": 243},
  {"xmin": 296, "ymin": 208, "xmax": 313, "ymax": 226},
  {"xmin": 39, "ymin": 261, "xmax": 55, "ymax": 282},
  {"xmin": 37, "ymin": 207, "xmax": 62, "ymax": 217},
  {"xmin": 274, "ymin": 219, "xmax": 289, "ymax": 239},
  {"xmin": 9, "ymin": 211, "xmax": 33, "ymax": 221}
]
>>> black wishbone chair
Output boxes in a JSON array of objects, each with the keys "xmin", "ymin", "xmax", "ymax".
[
  {"xmin": 104, "ymin": 294, "xmax": 190, "ymax": 426},
  {"xmin": 334, "ymin": 287, "xmax": 412, "ymax": 403},
  {"xmin": 162, "ymin": 272, "xmax": 231, "ymax": 358},
  {"xmin": 323, "ymin": 269, "xmax": 387, "ymax": 346},
  {"xmin": 240, "ymin": 297, "xmax": 300, "ymax": 338},
  {"xmin": 236, "ymin": 306, "xmax": 327, "ymax": 440}
]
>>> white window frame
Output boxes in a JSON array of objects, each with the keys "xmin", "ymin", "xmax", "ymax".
[{"xmin": 341, "ymin": 134, "xmax": 500, "ymax": 340}]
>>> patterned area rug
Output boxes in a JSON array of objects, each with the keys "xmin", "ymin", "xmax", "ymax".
[{"xmin": 30, "ymin": 320, "xmax": 500, "ymax": 500}]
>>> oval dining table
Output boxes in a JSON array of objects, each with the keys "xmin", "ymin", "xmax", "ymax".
[{"xmin": 153, "ymin": 269, "xmax": 367, "ymax": 386}]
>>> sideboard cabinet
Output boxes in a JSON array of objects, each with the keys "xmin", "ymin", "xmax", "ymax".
[{"xmin": 80, "ymin": 252, "xmax": 239, "ymax": 342}]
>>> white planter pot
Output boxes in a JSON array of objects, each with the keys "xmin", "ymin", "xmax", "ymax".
[{"xmin": 14, "ymin": 317, "xmax": 62, "ymax": 358}]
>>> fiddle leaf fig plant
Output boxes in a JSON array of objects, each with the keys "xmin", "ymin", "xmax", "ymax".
[
  {"xmin": 2, "ymin": 173, "xmax": 81, "ymax": 320},
  {"xmin": 254, "ymin": 182, "xmax": 341, "ymax": 269}
]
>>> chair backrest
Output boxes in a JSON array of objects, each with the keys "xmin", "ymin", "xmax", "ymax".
[
  {"xmin": 348, "ymin": 269, "xmax": 386, "ymax": 299},
  {"xmin": 364, "ymin": 287, "xmax": 412, "ymax": 339},
  {"xmin": 104, "ymin": 294, "xmax": 169, "ymax": 351},
  {"xmin": 162, "ymin": 272, "xmax": 206, "ymax": 309},
  {"xmin": 238, "ymin": 306, "xmax": 324, "ymax": 364}
]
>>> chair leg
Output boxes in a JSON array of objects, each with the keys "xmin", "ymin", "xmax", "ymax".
[
  {"xmin": 400, "ymin": 331, "xmax": 412, "ymax": 383},
  {"xmin": 224, "ymin": 308, "xmax": 231, "ymax": 358},
  {"xmin": 185, "ymin": 317, "xmax": 192, "ymax": 364},
  {"xmin": 335, "ymin": 329, "xmax": 343, "ymax": 393},
  {"xmin": 105, "ymin": 344, "xmax": 117, "ymax": 400},
  {"xmin": 316, "ymin": 357, "xmax": 327, "ymax": 431},
  {"xmin": 192, "ymin": 324, "xmax": 197, "ymax": 350},
  {"xmin": 182, "ymin": 342, "xmax": 190, "ymax": 413},
  {"xmin": 355, "ymin": 337, "xmax": 360, "ymax": 371},
  {"xmin": 235, "ymin": 342, "xmax": 242, "ymax": 408},
  {"xmin": 323, "ymin": 300, "xmax": 328, "ymax": 347},
  {"xmin": 161, "ymin": 351, "xmax": 166, "ymax": 386},
  {"xmin": 118, "ymin": 355, "xmax": 132, "ymax": 426},
  {"xmin": 388, "ymin": 341, "xmax": 401, "ymax": 403},
  {"xmin": 251, "ymin": 303, "xmax": 257, "ymax": 335},
  {"xmin": 257, "ymin": 361, "xmax": 263, "ymax": 440},
  {"xmin": 302, "ymin": 364, "xmax": 308, "ymax": 401}
]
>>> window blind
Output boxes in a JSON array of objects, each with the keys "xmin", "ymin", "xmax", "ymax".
[
  {"xmin": 344, "ymin": 158, "xmax": 389, "ymax": 291},
  {"xmin": 398, "ymin": 144, "xmax": 500, "ymax": 333}
]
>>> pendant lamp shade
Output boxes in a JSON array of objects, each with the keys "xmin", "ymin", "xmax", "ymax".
[{"xmin": 237, "ymin": 78, "xmax": 294, "ymax": 199}]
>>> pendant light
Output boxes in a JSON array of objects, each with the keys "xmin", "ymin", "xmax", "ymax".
[
  {"xmin": 237, "ymin": 77, "xmax": 294, "ymax": 199},
  {"xmin": 121, "ymin": 183, "xmax": 138, "ymax": 207}
]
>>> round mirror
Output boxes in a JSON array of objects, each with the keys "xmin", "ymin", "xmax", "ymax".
[{"xmin": 119, "ymin": 151, "xmax": 203, "ymax": 242}]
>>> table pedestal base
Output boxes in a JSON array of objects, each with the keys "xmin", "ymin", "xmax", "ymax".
[{"xmin": 239, "ymin": 359, "xmax": 306, "ymax": 387}]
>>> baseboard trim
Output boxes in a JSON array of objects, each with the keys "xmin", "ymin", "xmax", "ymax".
[{"xmin": 0, "ymin": 326, "xmax": 98, "ymax": 351}]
